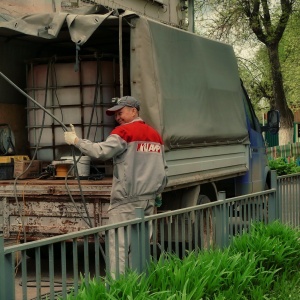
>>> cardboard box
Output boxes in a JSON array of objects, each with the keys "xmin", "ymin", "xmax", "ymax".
[
  {"xmin": 14, "ymin": 160, "xmax": 41, "ymax": 179},
  {"xmin": 0, "ymin": 155, "xmax": 29, "ymax": 164},
  {"xmin": 0, "ymin": 156, "xmax": 30, "ymax": 180}
]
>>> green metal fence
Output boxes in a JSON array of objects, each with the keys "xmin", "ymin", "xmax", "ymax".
[
  {"xmin": 265, "ymin": 130, "xmax": 279, "ymax": 147},
  {"xmin": 277, "ymin": 172, "xmax": 300, "ymax": 228},
  {"xmin": 2, "ymin": 170, "xmax": 300, "ymax": 300},
  {"xmin": 267, "ymin": 142, "xmax": 300, "ymax": 161}
]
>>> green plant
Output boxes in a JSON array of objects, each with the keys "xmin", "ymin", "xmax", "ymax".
[
  {"xmin": 62, "ymin": 222, "xmax": 300, "ymax": 300},
  {"xmin": 269, "ymin": 271, "xmax": 300, "ymax": 299},
  {"xmin": 230, "ymin": 221, "xmax": 300, "ymax": 275},
  {"xmin": 268, "ymin": 157, "xmax": 300, "ymax": 175}
]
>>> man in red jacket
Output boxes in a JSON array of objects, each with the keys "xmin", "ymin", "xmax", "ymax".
[{"xmin": 64, "ymin": 96, "xmax": 168, "ymax": 278}]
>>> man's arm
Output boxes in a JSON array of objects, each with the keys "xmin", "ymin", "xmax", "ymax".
[
  {"xmin": 75, "ymin": 134, "xmax": 127, "ymax": 160},
  {"xmin": 64, "ymin": 124, "xmax": 127, "ymax": 160}
]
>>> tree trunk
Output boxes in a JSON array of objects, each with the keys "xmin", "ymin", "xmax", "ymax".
[{"xmin": 267, "ymin": 43, "xmax": 294, "ymax": 145}]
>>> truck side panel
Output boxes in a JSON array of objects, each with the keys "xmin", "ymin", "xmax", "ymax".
[
  {"xmin": 130, "ymin": 17, "xmax": 250, "ymax": 189},
  {"xmin": 165, "ymin": 144, "xmax": 249, "ymax": 190}
]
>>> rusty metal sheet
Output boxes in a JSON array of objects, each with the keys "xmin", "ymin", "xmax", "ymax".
[
  {"xmin": 0, "ymin": 178, "xmax": 113, "ymax": 196},
  {"xmin": 0, "ymin": 179, "xmax": 112, "ymax": 241}
]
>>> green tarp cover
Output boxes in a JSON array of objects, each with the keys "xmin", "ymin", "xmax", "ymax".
[
  {"xmin": 0, "ymin": 10, "xmax": 112, "ymax": 44},
  {"xmin": 130, "ymin": 17, "xmax": 249, "ymax": 151},
  {"xmin": 0, "ymin": 7, "xmax": 135, "ymax": 44}
]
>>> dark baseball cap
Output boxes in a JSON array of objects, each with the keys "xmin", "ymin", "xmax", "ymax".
[{"xmin": 106, "ymin": 96, "xmax": 140, "ymax": 116}]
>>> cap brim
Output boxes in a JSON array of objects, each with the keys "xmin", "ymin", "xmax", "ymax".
[{"xmin": 106, "ymin": 104, "xmax": 125, "ymax": 116}]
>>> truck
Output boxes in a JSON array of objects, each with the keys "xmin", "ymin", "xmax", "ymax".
[{"xmin": 0, "ymin": 0, "xmax": 279, "ymax": 243}]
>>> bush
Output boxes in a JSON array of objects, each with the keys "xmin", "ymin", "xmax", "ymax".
[{"xmin": 268, "ymin": 157, "xmax": 300, "ymax": 175}]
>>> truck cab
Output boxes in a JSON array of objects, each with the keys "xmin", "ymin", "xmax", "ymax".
[{"xmin": 235, "ymin": 83, "xmax": 279, "ymax": 196}]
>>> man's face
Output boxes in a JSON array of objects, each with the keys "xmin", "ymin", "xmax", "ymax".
[{"xmin": 114, "ymin": 106, "xmax": 138, "ymax": 125}]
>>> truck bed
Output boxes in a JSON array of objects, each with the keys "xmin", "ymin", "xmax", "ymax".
[
  {"xmin": 0, "ymin": 178, "xmax": 112, "ymax": 241},
  {"xmin": 166, "ymin": 144, "xmax": 249, "ymax": 189}
]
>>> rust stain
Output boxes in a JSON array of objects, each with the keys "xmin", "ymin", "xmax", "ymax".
[
  {"xmin": 61, "ymin": 219, "xmax": 79, "ymax": 226},
  {"xmin": 47, "ymin": 186, "xmax": 55, "ymax": 194}
]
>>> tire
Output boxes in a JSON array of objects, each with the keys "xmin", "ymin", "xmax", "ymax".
[{"xmin": 193, "ymin": 194, "xmax": 213, "ymax": 250}]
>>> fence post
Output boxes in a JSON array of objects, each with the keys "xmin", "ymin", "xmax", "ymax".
[
  {"xmin": 0, "ymin": 235, "xmax": 14, "ymax": 300},
  {"xmin": 268, "ymin": 170, "xmax": 279, "ymax": 222},
  {"xmin": 215, "ymin": 192, "xmax": 228, "ymax": 248},
  {"xmin": 131, "ymin": 207, "xmax": 151, "ymax": 274}
]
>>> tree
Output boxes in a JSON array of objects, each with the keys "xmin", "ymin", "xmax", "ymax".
[
  {"xmin": 235, "ymin": 48, "xmax": 270, "ymax": 112},
  {"xmin": 195, "ymin": 0, "xmax": 297, "ymax": 145},
  {"xmin": 280, "ymin": 10, "xmax": 300, "ymax": 111}
]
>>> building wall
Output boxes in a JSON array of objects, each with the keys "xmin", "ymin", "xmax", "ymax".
[
  {"xmin": 0, "ymin": 40, "xmax": 38, "ymax": 105},
  {"xmin": 0, "ymin": 40, "xmax": 37, "ymax": 156}
]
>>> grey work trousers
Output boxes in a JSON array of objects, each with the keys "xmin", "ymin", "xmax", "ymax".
[{"xmin": 107, "ymin": 199, "xmax": 155, "ymax": 279}]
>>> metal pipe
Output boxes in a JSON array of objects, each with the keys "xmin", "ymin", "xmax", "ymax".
[
  {"xmin": 119, "ymin": 15, "xmax": 124, "ymax": 97},
  {"xmin": 0, "ymin": 71, "xmax": 68, "ymax": 131},
  {"xmin": 188, "ymin": 0, "xmax": 195, "ymax": 33},
  {"xmin": 52, "ymin": 0, "xmax": 56, "ymax": 12}
]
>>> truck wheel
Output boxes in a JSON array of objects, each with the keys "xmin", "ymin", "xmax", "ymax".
[
  {"xmin": 197, "ymin": 194, "xmax": 211, "ymax": 205},
  {"xmin": 194, "ymin": 194, "xmax": 213, "ymax": 249}
]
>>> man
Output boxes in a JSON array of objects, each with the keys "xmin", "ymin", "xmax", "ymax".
[{"xmin": 64, "ymin": 95, "xmax": 168, "ymax": 278}]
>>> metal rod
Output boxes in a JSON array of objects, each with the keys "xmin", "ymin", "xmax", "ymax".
[
  {"xmin": 188, "ymin": 0, "xmax": 195, "ymax": 33},
  {"xmin": 119, "ymin": 15, "xmax": 124, "ymax": 97}
]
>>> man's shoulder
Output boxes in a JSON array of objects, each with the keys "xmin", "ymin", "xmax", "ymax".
[{"xmin": 112, "ymin": 122, "xmax": 163, "ymax": 143}]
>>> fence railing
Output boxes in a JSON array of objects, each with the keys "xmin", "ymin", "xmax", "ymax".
[
  {"xmin": 267, "ymin": 142, "xmax": 300, "ymax": 162},
  {"xmin": 277, "ymin": 172, "xmax": 300, "ymax": 228},
  {"xmin": 2, "ymin": 170, "xmax": 300, "ymax": 300}
]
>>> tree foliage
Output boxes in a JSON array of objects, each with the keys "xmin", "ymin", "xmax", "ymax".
[
  {"xmin": 238, "ymin": 48, "xmax": 271, "ymax": 115},
  {"xmin": 194, "ymin": 0, "xmax": 298, "ymax": 144},
  {"xmin": 280, "ymin": 10, "xmax": 300, "ymax": 111},
  {"xmin": 237, "ymin": 7, "xmax": 300, "ymax": 118}
]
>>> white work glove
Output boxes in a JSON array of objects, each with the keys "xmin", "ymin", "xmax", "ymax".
[{"xmin": 64, "ymin": 124, "xmax": 78, "ymax": 145}]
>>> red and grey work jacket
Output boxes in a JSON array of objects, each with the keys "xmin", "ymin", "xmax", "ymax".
[{"xmin": 75, "ymin": 118, "xmax": 168, "ymax": 206}]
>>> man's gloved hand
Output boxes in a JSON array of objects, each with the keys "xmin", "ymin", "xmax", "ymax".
[{"xmin": 64, "ymin": 124, "xmax": 78, "ymax": 145}]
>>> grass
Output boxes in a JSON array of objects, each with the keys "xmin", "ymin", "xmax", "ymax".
[{"xmin": 62, "ymin": 221, "xmax": 300, "ymax": 300}]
